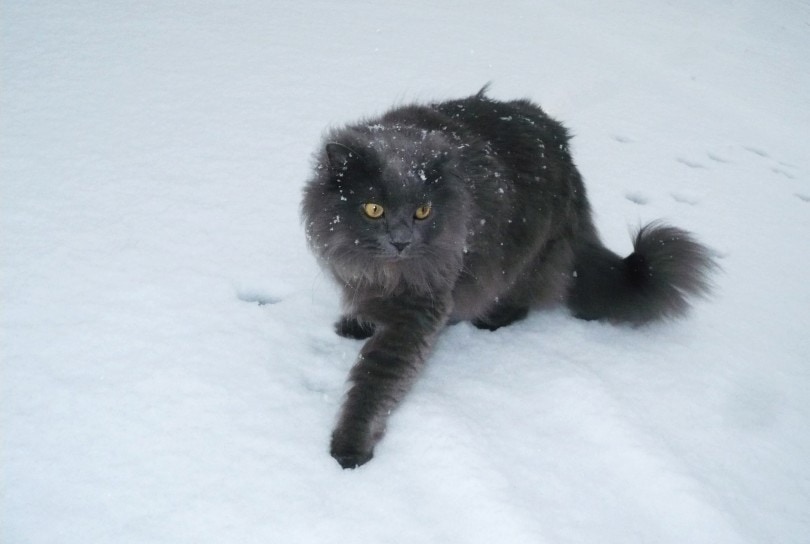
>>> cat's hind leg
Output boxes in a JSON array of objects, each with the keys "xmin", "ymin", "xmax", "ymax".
[{"xmin": 335, "ymin": 315, "xmax": 376, "ymax": 339}]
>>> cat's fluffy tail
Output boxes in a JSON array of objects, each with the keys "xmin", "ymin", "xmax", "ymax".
[{"xmin": 567, "ymin": 221, "xmax": 717, "ymax": 325}]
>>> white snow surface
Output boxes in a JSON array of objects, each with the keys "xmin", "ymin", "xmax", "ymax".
[{"xmin": 2, "ymin": 1, "xmax": 809, "ymax": 542}]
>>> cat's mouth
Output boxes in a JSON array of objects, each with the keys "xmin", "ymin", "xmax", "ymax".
[{"xmin": 382, "ymin": 252, "xmax": 410, "ymax": 263}]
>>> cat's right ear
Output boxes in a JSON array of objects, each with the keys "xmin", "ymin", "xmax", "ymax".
[{"xmin": 325, "ymin": 143, "xmax": 357, "ymax": 169}]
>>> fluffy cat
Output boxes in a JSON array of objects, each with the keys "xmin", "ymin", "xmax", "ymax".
[{"xmin": 301, "ymin": 87, "xmax": 715, "ymax": 469}]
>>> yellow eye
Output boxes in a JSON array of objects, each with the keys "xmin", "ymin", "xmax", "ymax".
[
  {"xmin": 362, "ymin": 203, "xmax": 384, "ymax": 219},
  {"xmin": 414, "ymin": 204, "xmax": 431, "ymax": 220}
]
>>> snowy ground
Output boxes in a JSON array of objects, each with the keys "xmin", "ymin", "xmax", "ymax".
[{"xmin": 2, "ymin": 1, "xmax": 809, "ymax": 542}]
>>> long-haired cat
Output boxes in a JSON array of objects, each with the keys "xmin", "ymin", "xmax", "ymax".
[{"xmin": 302, "ymin": 87, "xmax": 715, "ymax": 469}]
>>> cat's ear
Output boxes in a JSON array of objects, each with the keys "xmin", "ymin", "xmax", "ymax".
[{"xmin": 325, "ymin": 143, "xmax": 358, "ymax": 168}]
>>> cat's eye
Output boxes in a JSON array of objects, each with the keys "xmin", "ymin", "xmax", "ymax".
[
  {"xmin": 414, "ymin": 204, "xmax": 432, "ymax": 220},
  {"xmin": 362, "ymin": 203, "xmax": 384, "ymax": 219}
]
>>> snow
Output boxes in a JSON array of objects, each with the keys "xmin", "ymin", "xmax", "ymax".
[{"xmin": 2, "ymin": 0, "xmax": 809, "ymax": 542}]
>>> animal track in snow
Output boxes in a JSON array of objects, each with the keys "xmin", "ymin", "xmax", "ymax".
[
  {"xmin": 772, "ymin": 167, "xmax": 796, "ymax": 179},
  {"xmin": 685, "ymin": 146, "xmax": 801, "ymax": 184},
  {"xmin": 615, "ymin": 137, "xmax": 803, "ymax": 205},
  {"xmin": 741, "ymin": 146, "xmax": 800, "ymax": 180},
  {"xmin": 624, "ymin": 192, "xmax": 649, "ymax": 205},
  {"xmin": 671, "ymin": 192, "xmax": 700, "ymax": 206},
  {"xmin": 707, "ymin": 152, "xmax": 731, "ymax": 164},
  {"xmin": 237, "ymin": 289, "xmax": 282, "ymax": 306},
  {"xmin": 744, "ymin": 146, "xmax": 770, "ymax": 158},
  {"xmin": 676, "ymin": 157, "xmax": 707, "ymax": 169}
]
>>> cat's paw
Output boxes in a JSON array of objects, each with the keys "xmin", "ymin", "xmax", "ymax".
[
  {"xmin": 334, "ymin": 315, "xmax": 376, "ymax": 339},
  {"xmin": 330, "ymin": 429, "xmax": 375, "ymax": 469},
  {"xmin": 472, "ymin": 305, "xmax": 529, "ymax": 331},
  {"xmin": 331, "ymin": 447, "xmax": 374, "ymax": 469}
]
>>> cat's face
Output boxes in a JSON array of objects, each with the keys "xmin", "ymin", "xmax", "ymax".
[
  {"xmin": 303, "ymin": 129, "xmax": 469, "ymax": 293},
  {"xmin": 324, "ymin": 138, "xmax": 446, "ymax": 261}
]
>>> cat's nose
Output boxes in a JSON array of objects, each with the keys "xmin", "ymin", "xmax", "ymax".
[{"xmin": 391, "ymin": 241, "xmax": 410, "ymax": 253}]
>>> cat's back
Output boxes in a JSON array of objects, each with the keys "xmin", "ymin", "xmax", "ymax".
[
  {"xmin": 376, "ymin": 91, "xmax": 565, "ymax": 144},
  {"xmin": 436, "ymin": 92, "xmax": 572, "ymax": 170}
]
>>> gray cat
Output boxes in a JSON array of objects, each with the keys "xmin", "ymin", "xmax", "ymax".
[{"xmin": 301, "ymin": 88, "xmax": 715, "ymax": 469}]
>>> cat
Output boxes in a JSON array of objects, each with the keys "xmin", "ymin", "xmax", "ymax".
[{"xmin": 301, "ymin": 87, "xmax": 716, "ymax": 469}]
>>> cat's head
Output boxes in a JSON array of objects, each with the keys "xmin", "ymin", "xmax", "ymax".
[{"xmin": 302, "ymin": 126, "xmax": 470, "ymax": 294}]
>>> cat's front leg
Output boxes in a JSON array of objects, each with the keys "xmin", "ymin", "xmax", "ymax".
[{"xmin": 330, "ymin": 294, "xmax": 450, "ymax": 468}]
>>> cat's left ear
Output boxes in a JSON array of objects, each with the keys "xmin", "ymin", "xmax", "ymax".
[{"xmin": 325, "ymin": 143, "xmax": 358, "ymax": 168}]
